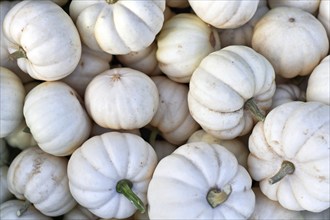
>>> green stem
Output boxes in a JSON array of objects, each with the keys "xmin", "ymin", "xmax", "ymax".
[
  {"xmin": 269, "ymin": 161, "xmax": 295, "ymax": 184},
  {"xmin": 9, "ymin": 47, "xmax": 26, "ymax": 60},
  {"xmin": 16, "ymin": 200, "xmax": 31, "ymax": 216},
  {"xmin": 244, "ymin": 98, "xmax": 266, "ymax": 122},
  {"xmin": 105, "ymin": 0, "xmax": 118, "ymax": 4},
  {"xmin": 116, "ymin": 179, "xmax": 145, "ymax": 213},
  {"xmin": 207, "ymin": 184, "xmax": 232, "ymax": 208}
]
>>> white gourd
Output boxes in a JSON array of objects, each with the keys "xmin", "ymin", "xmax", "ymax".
[
  {"xmin": 7, "ymin": 147, "xmax": 77, "ymax": 216},
  {"xmin": 3, "ymin": 0, "xmax": 82, "ymax": 81}
]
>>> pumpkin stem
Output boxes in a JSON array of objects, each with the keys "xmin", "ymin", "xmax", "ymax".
[
  {"xmin": 9, "ymin": 47, "xmax": 26, "ymax": 60},
  {"xmin": 207, "ymin": 184, "xmax": 232, "ymax": 208},
  {"xmin": 16, "ymin": 200, "xmax": 31, "ymax": 216},
  {"xmin": 269, "ymin": 160, "xmax": 295, "ymax": 184},
  {"xmin": 116, "ymin": 179, "xmax": 145, "ymax": 213},
  {"xmin": 244, "ymin": 98, "xmax": 265, "ymax": 122},
  {"xmin": 106, "ymin": 0, "xmax": 118, "ymax": 4}
]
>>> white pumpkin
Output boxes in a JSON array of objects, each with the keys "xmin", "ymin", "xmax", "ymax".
[
  {"xmin": 248, "ymin": 101, "xmax": 330, "ymax": 212},
  {"xmin": 63, "ymin": 205, "xmax": 99, "ymax": 220},
  {"xmin": 252, "ymin": 6, "xmax": 329, "ymax": 78},
  {"xmin": 84, "ymin": 68, "xmax": 159, "ymax": 130},
  {"xmin": 187, "ymin": 129, "xmax": 249, "ymax": 169},
  {"xmin": 148, "ymin": 142, "xmax": 255, "ymax": 219},
  {"xmin": 69, "ymin": 0, "xmax": 166, "ymax": 55},
  {"xmin": 218, "ymin": 0, "xmax": 269, "ymax": 48},
  {"xmin": 0, "ymin": 166, "xmax": 14, "ymax": 203},
  {"xmin": 0, "ymin": 200, "xmax": 52, "ymax": 220},
  {"xmin": 318, "ymin": 0, "xmax": 330, "ymax": 39},
  {"xmin": 67, "ymin": 132, "xmax": 158, "ymax": 219},
  {"xmin": 7, "ymin": 146, "xmax": 77, "ymax": 216},
  {"xmin": 0, "ymin": 138, "xmax": 9, "ymax": 166},
  {"xmin": 0, "ymin": 1, "xmax": 34, "ymax": 84},
  {"xmin": 116, "ymin": 42, "xmax": 162, "ymax": 76},
  {"xmin": 270, "ymin": 83, "xmax": 306, "ymax": 110},
  {"xmin": 156, "ymin": 13, "xmax": 221, "ymax": 83},
  {"xmin": 149, "ymin": 76, "xmax": 200, "ymax": 145},
  {"xmin": 23, "ymin": 81, "xmax": 92, "ymax": 156},
  {"xmin": 61, "ymin": 45, "xmax": 112, "ymax": 98},
  {"xmin": 188, "ymin": 0, "xmax": 259, "ymax": 29},
  {"xmin": 249, "ymin": 187, "xmax": 304, "ymax": 219},
  {"xmin": 188, "ymin": 45, "xmax": 276, "ymax": 139},
  {"xmin": 306, "ymin": 55, "xmax": 330, "ymax": 105},
  {"xmin": 5, "ymin": 81, "xmax": 39, "ymax": 150},
  {"xmin": 3, "ymin": 0, "xmax": 81, "ymax": 81},
  {"xmin": 0, "ymin": 66, "xmax": 25, "ymax": 138},
  {"xmin": 268, "ymin": 0, "xmax": 320, "ymax": 14}
]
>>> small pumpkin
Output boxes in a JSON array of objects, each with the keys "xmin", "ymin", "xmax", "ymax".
[
  {"xmin": 301, "ymin": 208, "xmax": 330, "ymax": 220},
  {"xmin": 188, "ymin": 45, "xmax": 276, "ymax": 139},
  {"xmin": 188, "ymin": 0, "xmax": 259, "ymax": 29},
  {"xmin": 23, "ymin": 81, "xmax": 92, "ymax": 156},
  {"xmin": 252, "ymin": 6, "xmax": 329, "ymax": 78},
  {"xmin": 84, "ymin": 68, "xmax": 159, "ymax": 130},
  {"xmin": 67, "ymin": 132, "xmax": 158, "ymax": 219},
  {"xmin": 61, "ymin": 45, "xmax": 112, "ymax": 98},
  {"xmin": 3, "ymin": 0, "xmax": 81, "ymax": 81},
  {"xmin": 187, "ymin": 129, "xmax": 249, "ymax": 169},
  {"xmin": 69, "ymin": 0, "xmax": 166, "ymax": 55},
  {"xmin": 148, "ymin": 142, "xmax": 255, "ymax": 219},
  {"xmin": 318, "ymin": 0, "xmax": 330, "ymax": 39},
  {"xmin": 270, "ymin": 83, "xmax": 306, "ymax": 110},
  {"xmin": 116, "ymin": 42, "xmax": 162, "ymax": 76},
  {"xmin": 0, "ymin": 200, "xmax": 52, "ymax": 220},
  {"xmin": 7, "ymin": 146, "xmax": 77, "ymax": 216},
  {"xmin": 0, "ymin": 66, "xmax": 25, "ymax": 138},
  {"xmin": 218, "ymin": 0, "xmax": 269, "ymax": 48},
  {"xmin": 248, "ymin": 101, "xmax": 330, "ymax": 212},
  {"xmin": 249, "ymin": 187, "xmax": 304, "ymax": 219},
  {"xmin": 156, "ymin": 13, "xmax": 221, "ymax": 83},
  {"xmin": 149, "ymin": 75, "xmax": 200, "ymax": 145},
  {"xmin": 306, "ymin": 55, "xmax": 330, "ymax": 105}
]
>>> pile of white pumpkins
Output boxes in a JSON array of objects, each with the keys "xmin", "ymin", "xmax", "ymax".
[{"xmin": 1, "ymin": 0, "xmax": 329, "ymax": 219}]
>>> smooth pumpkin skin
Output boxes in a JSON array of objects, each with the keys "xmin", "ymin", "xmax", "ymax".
[
  {"xmin": 0, "ymin": 67, "xmax": 25, "ymax": 138},
  {"xmin": 318, "ymin": 0, "xmax": 330, "ymax": 39},
  {"xmin": 149, "ymin": 76, "xmax": 200, "ymax": 145},
  {"xmin": 249, "ymin": 187, "xmax": 304, "ymax": 220},
  {"xmin": 23, "ymin": 81, "xmax": 92, "ymax": 156},
  {"xmin": 188, "ymin": 0, "xmax": 259, "ymax": 29},
  {"xmin": 0, "ymin": 200, "xmax": 52, "ymax": 220},
  {"xmin": 67, "ymin": 132, "xmax": 158, "ymax": 219},
  {"xmin": 270, "ymin": 83, "xmax": 306, "ymax": 110},
  {"xmin": 187, "ymin": 129, "xmax": 249, "ymax": 169},
  {"xmin": 84, "ymin": 68, "xmax": 159, "ymax": 130},
  {"xmin": 268, "ymin": 0, "xmax": 320, "ymax": 14},
  {"xmin": 61, "ymin": 45, "xmax": 112, "ymax": 98},
  {"xmin": 156, "ymin": 13, "xmax": 221, "ymax": 83},
  {"xmin": 7, "ymin": 147, "xmax": 76, "ymax": 216},
  {"xmin": 248, "ymin": 101, "xmax": 330, "ymax": 212},
  {"xmin": 188, "ymin": 45, "xmax": 275, "ymax": 140},
  {"xmin": 148, "ymin": 142, "xmax": 255, "ymax": 219},
  {"xmin": 252, "ymin": 6, "xmax": 329, "ymax": 78},
  {"xmin": 3, "ymin": 0, "xmax": 81, "ymax": 81},
  {"xmin": 306, "ymin": 55, "xmax": 330, "ymax": 105},
  {"xmin": 70, "ymin": 0, "xmax": 165, "ymax": 55}
]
